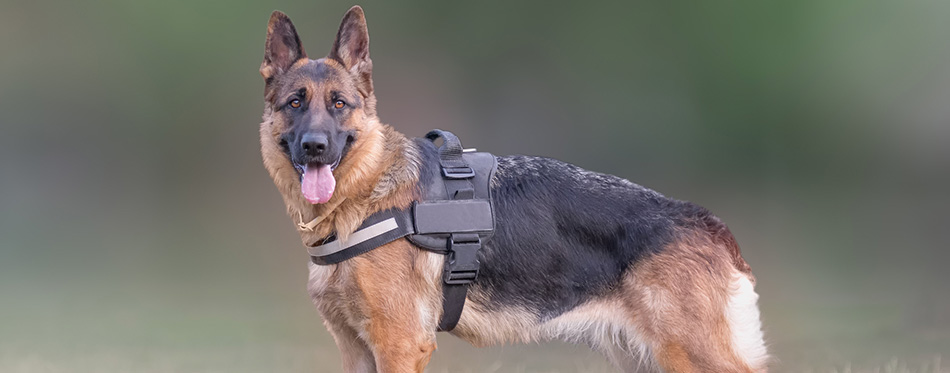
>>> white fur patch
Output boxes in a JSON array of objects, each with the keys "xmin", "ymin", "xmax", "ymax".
[
  {"xmin": 306, "ymin": 261, "xmax": 334, "ymax": 300},
  {"xmin": 540, "ymin": 301, "xmax": 655, "ymax": 372},
  {"xmin": 417, "ymin": 297, "xmax": 433, "ymax": 331},
  {"xmin": 725, "ymin": 272, "xmax": 768, "ymax": 370}
]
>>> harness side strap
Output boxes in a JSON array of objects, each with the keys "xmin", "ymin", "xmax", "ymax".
[
  {"xmin": 439, "ymin": 282, "xmax": 469, "ymax": 332},
  {"xmin": 427, "ymin": 130, "xmax": 482, "ymax": 332},
  {"xmin": 437, "ymin": 232, "xmax": 481, "ymax": 331}
]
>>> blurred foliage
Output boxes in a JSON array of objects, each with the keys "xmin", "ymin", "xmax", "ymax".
[{"xmin": 1, "ymin": 0, "xmax": 948, "ymax": 371}]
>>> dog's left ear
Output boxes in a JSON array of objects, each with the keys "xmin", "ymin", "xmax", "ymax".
[{"xmin": 329, "ymin": 6, "xmax": 373, "ymax": 96}]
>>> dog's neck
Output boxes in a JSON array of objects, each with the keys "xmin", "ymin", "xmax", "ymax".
[{"xmin": 290, "ymin": 121, "xmax": 421, "ymax": 247}]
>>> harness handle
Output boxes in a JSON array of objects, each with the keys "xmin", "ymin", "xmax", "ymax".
[{"xmin": 426, "ymin": 130, "xmax": 469, "ymax": 175}]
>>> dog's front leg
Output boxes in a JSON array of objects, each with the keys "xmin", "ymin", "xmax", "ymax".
[
  {"xmin": 352, "ymin": 241, "xmax": 439, "ymax": 373},
  {"xmin": 369, "ymin": 329, "xmax": 436, "ymax": 373},
  {"xmin": 323, "ymin": 316, "xmax": 376, "ymax": 373}
]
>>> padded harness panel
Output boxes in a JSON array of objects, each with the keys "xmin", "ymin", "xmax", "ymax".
[
  {"xmin": 414, "ymin": 200, "xmax": 493, "ymax": 234},
  {"xmin": 407, "ymin": 150, "xmax": 496, "ymax": 252}
]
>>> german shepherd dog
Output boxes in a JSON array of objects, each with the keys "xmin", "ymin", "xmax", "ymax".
[{"xmin": 259, "ymin": 6, "xmax": 768, "ymax": 372}]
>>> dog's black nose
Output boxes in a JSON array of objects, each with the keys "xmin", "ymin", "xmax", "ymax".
[{"xmin": 301, "ymin": 132, "xmax": 328, "ymax": 156}]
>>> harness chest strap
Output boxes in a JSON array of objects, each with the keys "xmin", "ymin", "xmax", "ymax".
[{"xmin": 305, "ymin": 130, "xmax": 496, "ymax": 332}]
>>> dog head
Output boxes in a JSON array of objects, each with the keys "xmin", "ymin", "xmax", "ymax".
[{"xmin": 259, "ymin": 6, "xmax": 376, "ymax": 205}]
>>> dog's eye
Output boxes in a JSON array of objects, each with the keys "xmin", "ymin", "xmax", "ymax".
[
  {"xmin": 334, "ymin": 100, "xmax": 346, "ymax": 109},
  {"xmin": 289, "ymin": 99, "xmax": 301, "ymax": 109}
]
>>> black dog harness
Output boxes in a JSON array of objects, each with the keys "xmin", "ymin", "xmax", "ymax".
[{"xmin": 306, "ymin": 130, "xmax": 496, "ymax": 332}]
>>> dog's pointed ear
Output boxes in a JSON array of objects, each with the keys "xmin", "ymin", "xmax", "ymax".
[
  {"xmin": 261, "ymin": 11, "xmax": 307, "ymax": 81},
  {"xmin": 328, "ymin": 6, "xmax": 371, "ymax": 74}
]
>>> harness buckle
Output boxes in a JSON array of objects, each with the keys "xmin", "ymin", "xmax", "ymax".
[
  {"xmin": 443, "ymin": 234, "xmax": 481, "ymax": 285},
  {"xmin": 442, "ymin": 166, "xmax": 475, "ymax": 179}
]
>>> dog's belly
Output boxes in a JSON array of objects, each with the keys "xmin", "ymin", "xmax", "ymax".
[{"xmin": 451, "ymin": 295, "xmax": 646, "ymax": 352}]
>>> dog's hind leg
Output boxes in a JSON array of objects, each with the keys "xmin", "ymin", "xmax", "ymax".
[
  {"xmin": 623, "ymin": 234, "xmax": 768, "ymax": 372},
  {"xmin": 601, "ymin": 342, "xmax": 650, "ymax": 372}
]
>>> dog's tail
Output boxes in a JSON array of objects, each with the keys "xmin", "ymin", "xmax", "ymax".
[
  {"xmin": 702, "ymin": 212, "xmax": 753, "ymax": 276},
  {"xmin": 692, "ymin": 206, "xmax": 768, "ymax": 370},
  {"xmin": 702, "ymin": 211, "xmax": 769, "ymax": 370}
]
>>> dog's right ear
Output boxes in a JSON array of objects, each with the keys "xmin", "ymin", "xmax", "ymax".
[{"xmin": 261, "ymin": 11, "xmax": 307, "ymax": 82}]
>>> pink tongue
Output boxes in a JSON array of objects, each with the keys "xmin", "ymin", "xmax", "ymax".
[{"xmin": 301, "ymin": 164, "xmax": 335, "ymax": 204}]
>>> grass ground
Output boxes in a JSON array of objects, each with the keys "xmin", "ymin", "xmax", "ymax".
[{"xmin": 0, "ymin": 248, "xmax": 946, "ymax": 373}]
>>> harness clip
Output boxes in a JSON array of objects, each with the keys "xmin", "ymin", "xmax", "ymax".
[
  {"xmin": 443, "ymin": 234, "xmax": 481, "ymax": 285},
  {"xmin": 442, "ymin": 166, "xmax": 476, "ymax": 179}
]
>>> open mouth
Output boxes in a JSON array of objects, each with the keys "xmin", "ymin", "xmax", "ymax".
[
  {"xmin": 294, "ymin": 156, "xmax": 341, "ymax": 204},
  {"xmin": 285, "ymin": 131, "xmax": 354, "ymax": 205}
]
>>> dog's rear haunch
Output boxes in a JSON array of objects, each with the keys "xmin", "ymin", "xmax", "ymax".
[{"xmin": 258, "ymin": 6, "xmax": 768, "ymax": 372}]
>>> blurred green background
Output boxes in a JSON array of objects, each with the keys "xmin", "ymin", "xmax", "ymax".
[{"xmin": 1, "ymin": 0, "xmax": 948, "ymax": 372}]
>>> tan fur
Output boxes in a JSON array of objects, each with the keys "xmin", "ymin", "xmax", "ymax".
[
  {"xmin": 656, "ymin": 343, "xmax": 695, "ymax": 373},
  {"xmin": 352, "ymin": 240, "xmax": 439, "ymax": 372},
  {"xmin": 621, "ymin": 230, "xmax": 766, "ymax": 372},
  {"xmin": 305, "ymin": 239, "xmax": 443, "ymax": 373}
]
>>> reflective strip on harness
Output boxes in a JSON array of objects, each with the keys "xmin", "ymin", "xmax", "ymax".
[{"xmin": 307, "ymin": 217, "xmax": 399, "ymax": 257}]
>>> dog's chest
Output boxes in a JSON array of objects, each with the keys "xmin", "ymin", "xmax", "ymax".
[
  {"xmin": 306, "ymin": 261, "xmax": 337, "ymax": 300},
  {"xmin": 305, "ymin": 261, "xmax": 366, "ymax": 312}
]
